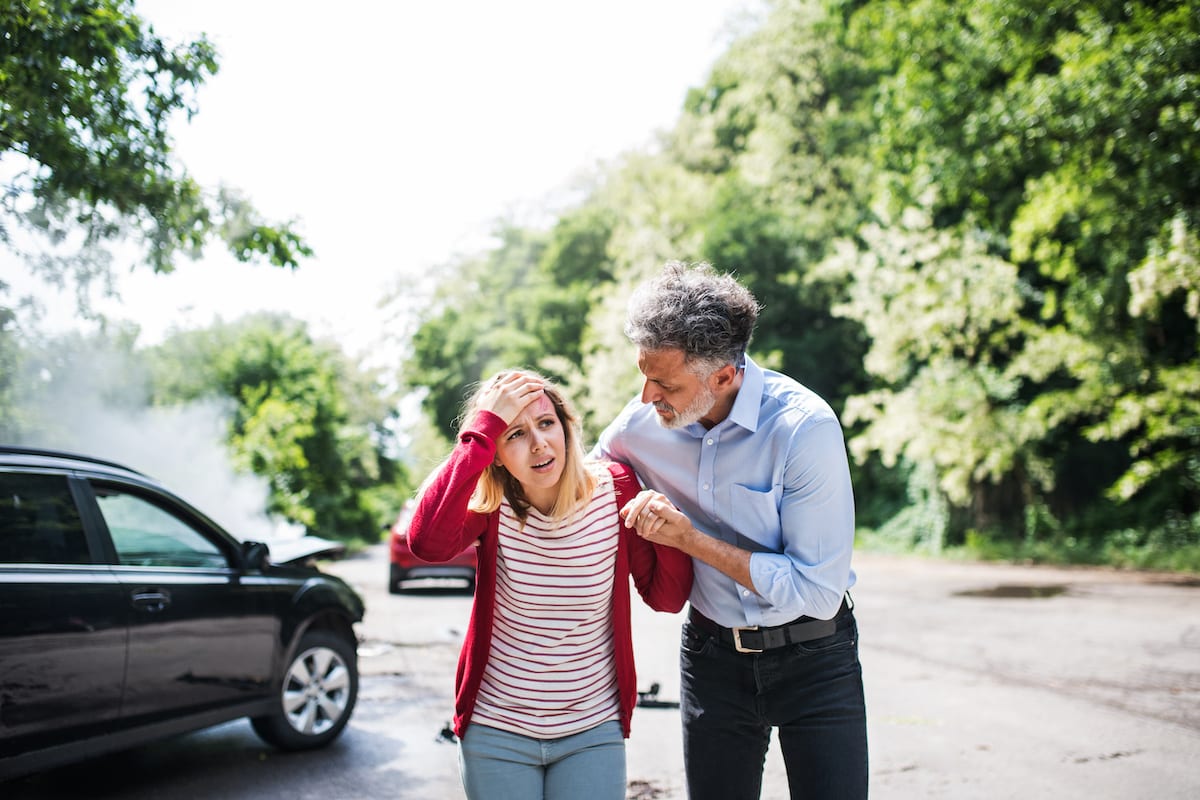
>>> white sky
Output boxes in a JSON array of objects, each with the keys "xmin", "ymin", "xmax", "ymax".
[{"xmin": 44, "ymin": 0, "xmax": 758, "ymax": 357}]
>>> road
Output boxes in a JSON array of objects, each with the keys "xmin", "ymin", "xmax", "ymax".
[{"xmin": 7, "ymin": 545, "xmax": 1199, "ymax": 799}]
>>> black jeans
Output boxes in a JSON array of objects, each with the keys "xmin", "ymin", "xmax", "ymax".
[{"xmin": 679, "ymin": 609, "xmax": 868, "ymax": 800}]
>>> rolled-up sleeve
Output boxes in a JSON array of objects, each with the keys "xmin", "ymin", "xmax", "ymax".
[
  {"xmin": 748, "ymin": 417, "xmax": 856, "ymax": 621},
  {"xmin": 409, "ymin": 411, "xmax": 501, "ymax": 561}
]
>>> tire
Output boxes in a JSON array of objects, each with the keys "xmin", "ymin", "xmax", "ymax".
[
  {"xmin": 388, "ymin": 563, "xmax": 406, "ymax": 594},
  {"xmin": 251, "ymin": 630, "xmax": 358, "ymax": 750}
]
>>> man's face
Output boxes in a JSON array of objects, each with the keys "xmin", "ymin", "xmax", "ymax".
[{"xmin": 636, "ymin": 348, "xmax": 716, "ymax": 430}]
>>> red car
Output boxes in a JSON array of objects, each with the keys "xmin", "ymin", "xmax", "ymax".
[{"xmin": 387, "ymin": 505, "xmax": 476, "ymax": 593}]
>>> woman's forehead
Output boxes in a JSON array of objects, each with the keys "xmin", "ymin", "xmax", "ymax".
[{"xmin": 510, "ymin": 394, "xmax": 555, "ymax": 426}]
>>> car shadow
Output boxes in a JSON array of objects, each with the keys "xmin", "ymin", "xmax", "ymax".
[
  {"xmin": 2, "ymin": 714, "xmax": 452, "ymax": 799},
  {"xmin": 3, "ymin": 720, "xmax": 310, "ymax": 797}
]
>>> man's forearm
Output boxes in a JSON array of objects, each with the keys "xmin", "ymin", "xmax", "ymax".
[
  {"xmin": 677, "ymin": 526, "xmax": 758, "ymax": 597},
  {"xmin": 622, "ymin": 490, "xmax": 759, "ymax": 597}
]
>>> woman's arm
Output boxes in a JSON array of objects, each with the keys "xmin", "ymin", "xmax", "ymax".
[
  {"xmin": 609, "ymin": 462, "xmax": 693, "ymax": 611},
  {"xmin": 407, "ymin": 414, "xmax": 501, "ymax": 562},
  {"xmin": 628, "ymin": 532, "xmax": 694, "ymax": 612},
  {"xmin": 409, "ymin": 373, "xmax": 547, "ymax": 562}
]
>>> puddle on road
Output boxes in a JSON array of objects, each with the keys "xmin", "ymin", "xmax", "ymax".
[
  {"xmin": 1150, "ymin": 576, "xmax": 1200, "ymax": 587},
  {"xmin": 953, "ymin": 584, "xmax": 1069, "ymax": 599}
]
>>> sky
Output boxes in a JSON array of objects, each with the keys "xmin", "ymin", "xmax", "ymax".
[
  {"xmin": 54, "ymin": 0, "xmax": 759, "ymax": 358},
  {"xmin": 3, "ymin": 1, "xmax": 756, "ymax": 536}
]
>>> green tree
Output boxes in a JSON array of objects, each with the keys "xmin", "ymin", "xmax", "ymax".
[
  {"xmin": 406, "ymin": 210, "xmax": 619, "ymax": 441},
  {"xmin": 1, "ymin": 0, "xmax": 311, "ymax": 320},
  {"xmin": 399, "ymin": 0, "xmax": 1199, "ymax": 564},
  {"xmin": 149, "ymin": 314, "xmax": 407, "ymax": 542},
  {"xmin": 827, "ymin": 0, "xmax": 1199, "ymax": 543},
  {"xmin": 599, "ymin": 0, "xmax": 899, "ymax": 519}
]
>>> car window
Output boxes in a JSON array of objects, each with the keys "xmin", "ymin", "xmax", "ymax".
[
  {"xmin": 0, "ymin": 472, "xmax": 91, "ymax": 564},
  {"xmin": 94, "ymin": 487, "xmax": 229, "ymax": 569}
]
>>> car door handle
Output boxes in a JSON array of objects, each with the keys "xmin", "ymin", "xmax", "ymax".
[{"xmin": 131, "ymin": 590, "xmax": 172, "ymax": 613}]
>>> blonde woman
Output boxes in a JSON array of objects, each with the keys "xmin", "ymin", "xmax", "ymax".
[{"xmin": 408, "ymin": 369, "xmax": 693, "ymax": 800}]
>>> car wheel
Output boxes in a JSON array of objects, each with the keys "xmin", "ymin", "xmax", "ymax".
[
  {"xmin": 251, "ymin": 630, "xmax": 358, "ymax": 750},
  {"xmin": 388, "ymin": 563, "xmax": 406, "ymax": 594}
]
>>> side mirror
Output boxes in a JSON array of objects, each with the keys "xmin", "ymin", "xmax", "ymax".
[{"xmin": 241, "ymin": 540, "xmax": 271, "ymax": 570}]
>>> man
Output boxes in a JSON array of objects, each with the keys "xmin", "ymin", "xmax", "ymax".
[{"xmin": 593, "ymin": 261, "xmax": 868, "ymax": 799}]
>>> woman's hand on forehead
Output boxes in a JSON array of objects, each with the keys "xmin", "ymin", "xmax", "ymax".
[{"xmin": 479, "ymin": 373, "xmax": 546, "ymax": 424}]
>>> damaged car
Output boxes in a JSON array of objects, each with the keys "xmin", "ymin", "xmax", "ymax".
[{"xmin": 0, "ymin": 446, "xmax": 364, "ymax": 780}]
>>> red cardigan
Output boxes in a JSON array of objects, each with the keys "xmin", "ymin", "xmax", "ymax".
[{"xmin": 408, "ymin": 410, "xmax": 693, "ymax": 739}]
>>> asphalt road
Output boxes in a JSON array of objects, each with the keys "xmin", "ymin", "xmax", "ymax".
[{"xmin": 8, "ymin": 544, "xmax": 1199, "ymax": 799}]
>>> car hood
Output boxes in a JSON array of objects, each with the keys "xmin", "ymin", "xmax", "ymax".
[{"xmin": 263, "ymin": 535, "xmax": 347, "ymax": 566}]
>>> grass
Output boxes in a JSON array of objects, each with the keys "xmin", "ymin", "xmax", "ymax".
[{"xmin": 856, "ymin": 527, "xmax": 1200, "ymax": 574}]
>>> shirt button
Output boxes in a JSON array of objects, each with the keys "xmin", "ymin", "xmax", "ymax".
[
  {"xmin": 706, "ymin": 438, "xmax": 714, "ymax": 445},
  {"xmin": 742, "ymin": 589, "xmax": 751, "ymax": 597},
  {"xmin": 703, "ymin": 483, "xmax": 710, "ymax": 491}
]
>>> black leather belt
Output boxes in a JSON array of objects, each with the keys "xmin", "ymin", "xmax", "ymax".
[{"xmin": 688, "ymin": 597, "xmax": 852, "ymax": 654}]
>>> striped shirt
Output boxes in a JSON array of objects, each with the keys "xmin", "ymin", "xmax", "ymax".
[{"xmin": 471, "ymin": 477, "xmax": 621, "ymax": 739}]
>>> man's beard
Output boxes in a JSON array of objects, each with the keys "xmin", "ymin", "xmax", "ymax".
[{"xmin": 655, "ymin": 382, "xmax": 716, "ymax": 430}]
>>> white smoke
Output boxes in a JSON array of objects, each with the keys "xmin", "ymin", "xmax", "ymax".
[{"xmin": 11, "ymin": 338, "xmax": 297, "ymax": 542}]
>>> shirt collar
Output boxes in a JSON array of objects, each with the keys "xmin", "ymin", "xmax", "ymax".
[
  {"xmin": 696, "ymin": 355, "xmax": 758, "ymax": 434},
  {"xmin": 679, "ymin": 354, "xmax": 765, "ymax": 437},
  {"xmin": 727, "ymin": 354, "xmax": 763, "ymax": 433}
]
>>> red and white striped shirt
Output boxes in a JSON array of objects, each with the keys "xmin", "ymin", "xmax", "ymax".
[{"xmin": 471, "ymin": 478, "xmax": 621, "ymax": 739}]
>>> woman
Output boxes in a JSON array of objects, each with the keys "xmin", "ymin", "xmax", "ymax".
[{"xmin": 408, "ymin": 369, "xmax": 693, "ymax": 800}]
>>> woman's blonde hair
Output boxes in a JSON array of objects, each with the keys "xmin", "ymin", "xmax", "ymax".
[{"xmin": 424, "ymin": 369, "xmax": 598, "ymax": 522}]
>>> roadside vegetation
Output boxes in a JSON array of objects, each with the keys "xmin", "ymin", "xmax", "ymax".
[{"xmin": 3, "ymin": 1, "xmax": 1196, "ymax": 568}]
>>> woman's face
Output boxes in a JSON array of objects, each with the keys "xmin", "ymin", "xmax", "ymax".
[{"xmin": 495, "ymin": 393, "xmax": 566, "ymax": 512}]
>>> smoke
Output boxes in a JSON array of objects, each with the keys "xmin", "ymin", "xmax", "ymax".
[{"xmin": 10, "ymin": 337, "xmax": 296, "ymax": 542}]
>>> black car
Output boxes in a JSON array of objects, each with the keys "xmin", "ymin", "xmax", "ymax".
[{"xmin": 0, "ymin": 446, "xmax": 365, "ymax": 781}]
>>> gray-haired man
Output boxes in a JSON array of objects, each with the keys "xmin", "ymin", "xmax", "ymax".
[{"xmin": 594, "ymin": 261, "xmax": 868, "ymax": 799}]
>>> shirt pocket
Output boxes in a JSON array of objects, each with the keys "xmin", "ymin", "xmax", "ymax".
[{"xmin": 730, "ymin": 483, "xmax": 782, "ymax": 553}]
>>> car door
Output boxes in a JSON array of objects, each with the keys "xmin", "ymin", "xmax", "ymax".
[
  {"xmin": 86, "ymin": 481, "xmax": 281, "ymax": 720},
  {"xmin": 0, "ymin": 470, "xmax": 127, "ymax": 752}
]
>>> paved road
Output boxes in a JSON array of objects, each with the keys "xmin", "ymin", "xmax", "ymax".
[
  {"xmin": 8, "ymin": 545, "xmax": 1199, "ymax": 799},
  {"xmin": 624, "ymin": 551, "xmax": 1200, "ymax": 799}
]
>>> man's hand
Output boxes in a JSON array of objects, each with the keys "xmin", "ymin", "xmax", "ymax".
[
  {"xmin": 621, "ymin": 489, "xmax": 759, "ymax": 596},
  {"xmin": 620, "ymin": 490, "xmax": 693, "ymax": 548}
]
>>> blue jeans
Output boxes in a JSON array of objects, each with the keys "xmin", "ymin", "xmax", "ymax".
[
  {"xmin": 680, "ymin": 610, "xmax": 868, "ymax": 799},
  {"xmin": 458, "ymin": 720, "xmax": 626, "ymax": 800}
]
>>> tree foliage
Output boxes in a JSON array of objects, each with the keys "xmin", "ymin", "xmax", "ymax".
[
  {"xmin": 402, "ymin": 0, "xmax": 1198, "ymax": 560},
  {"xmin": 1, "ymin": 0, "xmax": 311, "ymax": 319},
  {"xmin": 148, "ymin": 314, "xmax": 408, "ymax": 541},
  {"xmin": 828, "ymin": 0, "xmax": 1199, "ymax": 541},
  {"xmin": 1, "ymin": 315, "xmax": 406, "ymax": 543},
  {"xmin": 406, "ymin": 214, "xmax": 615, "ymax": 441}
]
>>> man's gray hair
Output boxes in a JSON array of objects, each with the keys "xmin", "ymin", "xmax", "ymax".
[{"xmin": 624, "ymin": 261, "xmax": 760, "ymax": 375}]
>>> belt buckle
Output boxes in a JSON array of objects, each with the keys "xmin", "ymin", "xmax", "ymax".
[{"xmin": 732, "ymin": 625, "xmax": 762, "ymax": 654}]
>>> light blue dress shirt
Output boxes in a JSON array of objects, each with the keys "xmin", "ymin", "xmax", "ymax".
[{"xmin": 592, "ymin": 355, "xmax": 857, "ymax": 627}]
